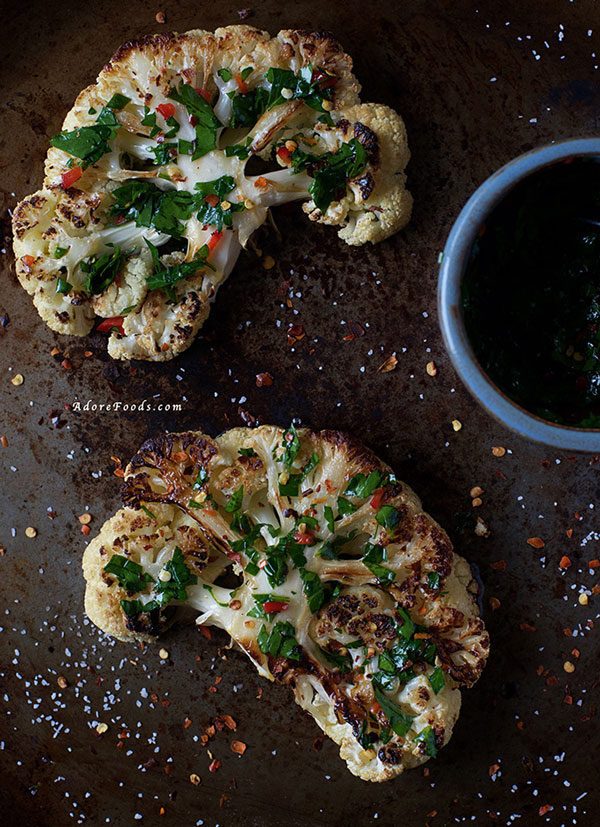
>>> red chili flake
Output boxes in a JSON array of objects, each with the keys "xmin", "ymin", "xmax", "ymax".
[
  {"xmin": 208, "ymin": 759, "xmax": 221, "ymax": 773},
  {"xmin": 566, "ymin": 528, "xmax": 574, "ymax": 538},
  {"xmin": 221, "ymin": 714, "xmax": 237, "ymax": 731},
  {"xmin": 204, "ymin": 193, "xmax": 219, "ymax": 207},
  {"xmin": 21, "ymin": 254, "xmax": 35, "ymax": 269},
  {"xmin": 564, "ymin": 694, "xmax": 573, "ymax": 705},
  {"xmin": 172, "ymin": 451, "xmax": 188, "ymax": 462},
  {"xmin": 490, "ymin": 560, "xmax": 507, "ymax": 571},
  {"xmin": 183, "ymin": 717, "xmax": 192, "ymax": 729},
  {"xmin": 255, "ymin": 372, "xmax": 273, "ymax": 387},
  {"xmin": 538, "ymin": 805, "xmax": 553, "ymax": 816},
  {"xmin": 588, "ymin": 559, "xmax": 600, "ymax": 568},
  {"xmin": 61, "ymin": 166, "xmax": 83, "ymax": 189},
  {"xmin": 198, "ymin": 626, "xmax": 212, "ymax": 640},
  {"xmin": 488, "ymin": 763, "xmax": 500, "ymax": 776},
  {"xmin": 489, "ymin": 597, "xmax": 501, "ymax": 611},
  {"xmin": 231, "ymin": 740, "xmax": 247, "ymax": 755},
  {"xmin": 342, "ymin": 320, "xmax": 365, "ymax": 342},
  {"xmin": 559, "ymin": 555, "xmax": 571, "ymax": 569},
  {"xmin": 370, "ymin": 488, "xmax": 385, "ymax": 510},
  {"xmin": 377, "ymin": 354, "xmax": 398, "ymax": 373},
  {"xmin": 519, "ymin": 622, "xmax": 536, "ymax": 633},
  {"xmin": 527, "ymin": 537, "xmax": 545, "ymax": 549},
  {"xmin": 287, "ymin": 323, "xmax": 305, "ymax": 345}
]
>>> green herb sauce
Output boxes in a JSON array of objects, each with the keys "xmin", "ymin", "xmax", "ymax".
[{"xmin": 462, "ymin": 159, "xmax": 600, "ymax": 427}]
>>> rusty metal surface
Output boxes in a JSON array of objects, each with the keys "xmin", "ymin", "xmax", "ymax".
[{"xmin": 1, "ymin": 1, "xmax": 600, "ymax": 824}]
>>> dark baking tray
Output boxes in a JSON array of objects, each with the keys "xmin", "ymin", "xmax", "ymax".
[{"xmin": 1, "ymin": 1, "xmax": 600, "ymax": 824}]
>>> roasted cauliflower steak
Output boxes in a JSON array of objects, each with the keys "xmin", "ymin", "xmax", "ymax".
[
  {"xmin": 83, "ymin": 425, "xmax": 489, "ymax": 782},
  {"xmin": 13, "ymin": 26, "xmax": 412, "ymax": 361}
]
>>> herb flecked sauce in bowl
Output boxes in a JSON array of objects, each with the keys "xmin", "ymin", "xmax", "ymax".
[{"xmin": 462, "ymin": 159, "xmax": 600, "ymax": 428}]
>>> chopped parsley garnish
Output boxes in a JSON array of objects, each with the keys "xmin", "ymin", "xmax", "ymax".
[
  {"xmin": 118, "ymin": 547, "xmax": 196, "ymax": 617},
  {"xmin": 195, "ymin": 175, "xmax": 245, "ymax": 231},
  {"xmin": 238, "ymin": 447, "xmax": 258, "ymax": 457},
  {"xmin": 53, "ymin": 245, "xmax": 69, "ymax": 259},
  {"xmin": 414, "ymin": 725, "xmax": 438, "ymax": 757},
  {"xmin": 110, "ymin": 180, "xmax": 195, "ymax": 238},
  {"xmin": 178, "ymin": 138, "xmax": 194, "ymax": 155},
  {"xmin": 225, "ymin": 139, "xmax": 252, "ymax": 160},
  {"xmin": 336, "ymin": 496, "xmax": 357, "ymax": 517},
  {"xmin": 218, "ymin": 67, "xmax": 233, "ymax": 82},
  {"xmin": 55, "ymin": 277, "xmax": 72, "ymax": 295},
  {"xmin": 140, "ymin": 505, "xmax": 157, "ymax": 521},
  {"xmin": 105, "ymin": 93, "xmax": 131, "ymax": 110},
  {"xmin": 193, "ymin": 467, "xmax": 209, "ymax": 489},
  {"xmin": 150, "ymin": 142, "xmax": 178, "ymax": 166},
  {"xmin": 372, "ymin": 682, "xmax": 414, "ymax": 737},
  {"xmin": 225, "ymin": 485, "xmax": 244, "ymax": 513},
  {"xmin": 279, "ymin": 451, "xmax": 319, "ymax": 497},
  {"xmin": 257, "ymin": 621, "xmax": 302, "ymax": 661},
  {"xmin": 80, "ymin": 246, "xmax": 126, "ymax": 295},
  {"xmin": 229, "ymin": 65, "xmax": 334, "ymax": 128},
  {"xmin": 50, "ymin": 124, "xmax": 114, "ymax": 167},
  {"xmin": 397, "ymin": 607, "xmax": 415, "ymax": 640},
  {"xmin": 50, "ymin": 105, "xmax": 120, "ymax": 167},
  {"xmin": 429, "ymin": 667, "xmax": 445, "ymax": 695},
  {"xmin": 145, "ymin": 238, "xmax": 211, "ymax": 299},
  {"xmin": 169, "ymin": 82, "xmax": 220, "ymax": 159},
  {"xmin": 427, "ymin": 572, "xmax": 441, "ymax": 591},
  {"xmin": 141, "ymin": 107, "xmax": 161, "ymax": 137},
  {"xmin": 299, "ymin": 568, "xmax": 325, "ymax": 613},
  {"xmin": 375, "ymin": 505, "xmax": 400, "ymax": 530},
  {"xmin": 345, "ymin": 470, "xmax": 385, "ymax": 499},
  {"xmin": 289, "ymin": 137, "xmax": 368, "ymax": 213},
  {"xmin": 103, "ymin": 554, "xmax": 154, "ymax": 594},
  {"xmin": 320, "ymin": 646, "xmax": 353, "ymax": 673},
  {"xmin": 324, "ymin": 505, "xmax": 335, "ymax": 533},
  {"xmin": 278, "ymin": 425, "xmax": 300, "ymax": 467},
  {"xmin": 362, "ymin": 542, "xmax": 396, "ymax": 585},
  {"xmin": 154, "ymin": 546, "xmax": 198, "ymax": 603}
]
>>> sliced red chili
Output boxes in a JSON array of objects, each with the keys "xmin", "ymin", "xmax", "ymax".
[
  {"xmin": 263, "ymin": 601, "xmax": 289, "ymax": 614},
  {"xmin": 234, "ymin": 74, "xmax": 249, "ymax": 94},
  {"xmin": 21, "ymin": 255, "xmax": 35, "ymax": 269},
  {"xmin": 207, "ymin": 230, "xmax": 223, "ymax": 252},
  {"xmin": 157, "ymin": 102, "xmax": 176, "ymax": 119},
  {"xmin": 370, "ymin": 488, "xmax": 384, "ymax": 510},
  {"xmin": 96, "ymin": 316, "xmax": 124, "ymax": 335},
  {"xmin": 61, "ymin": 166, "xmax": 83, "ymax": 190}
]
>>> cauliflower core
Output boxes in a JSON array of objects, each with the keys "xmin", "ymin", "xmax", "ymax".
[
  {"xmin": 83, "ymin": 425, "xmax": 489, "ymax": 781},
  {"xmin": 12, "ymin": 26, "xmax": 411, "ymax": 361}
]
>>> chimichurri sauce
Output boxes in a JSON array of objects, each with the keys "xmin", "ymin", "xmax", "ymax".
[{"xmin": 462, "ymin": 158, "xmax": 600, "ymax": 428}]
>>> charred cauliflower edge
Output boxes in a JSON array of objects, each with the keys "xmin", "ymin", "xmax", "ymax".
[
  {"xmin": 12, "ymin": 26, "xmax": 412, "ymax": 362},
  {"xmin": 83, "ymin": 425, "xmax": 489, "ymax": 782}
]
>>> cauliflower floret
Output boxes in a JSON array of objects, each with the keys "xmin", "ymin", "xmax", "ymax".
[
  {"xmin": 300, "ymin": 103, "xmax": 413, "ymax": 244},
  {"xmin": 91, "ymin": 246, "xmax": 151, "ymax": 318},
  {"xmin": 84, "ymin": 425, "xmax": 489, "ymax": 782}
]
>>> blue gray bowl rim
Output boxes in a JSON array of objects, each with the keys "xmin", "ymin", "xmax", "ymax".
[{"xmin": 438, "ymin": 137, "xmax": 600, "ymax": 453}]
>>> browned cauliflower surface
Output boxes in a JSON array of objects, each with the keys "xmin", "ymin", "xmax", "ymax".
[
  {"xmin": 83, "ymin": 425, "xmax": 488, "ymax": 781},
  {"xmin": 12, "ymin": 26, "xmax": 411, "ymax": 361}
]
